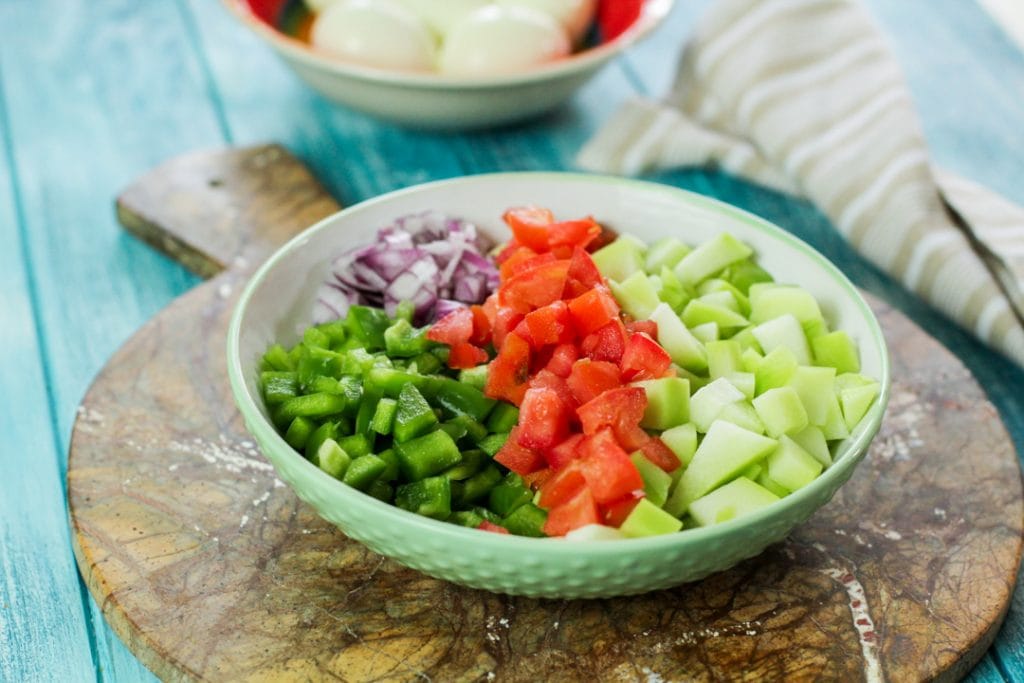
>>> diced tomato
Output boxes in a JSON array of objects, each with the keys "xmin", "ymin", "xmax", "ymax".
[
  {"xmin": 503, "ymin": 206, "xmax": 555, "ymax": 252},
  {"xmin": 499, "ymin": 261, "xmax": 570, "ymax": 313},
  {"xmin": 547, "ymin": 217, "xmax": 601, "ymax": 251},
  {"xmin": 581, "ymin": 319, "xmax": 628, "ymax": 364},
  {"xmin": 567, "ymin": 284, "xmax": 620, "ymax": 336},
  {"xmin": 469, "ymin": 305, "xmax": 492, "ymax": 346},
  {"xmin": 602, "ymin": 491, "xmax": 644, "ymax": 528},
  {"xmin": 566, "ymin": 359, "xmax": 621, "ymax": 405},
  {"xmin": 564, "ymin": 247, "xmax": 605, "ymax": 298},
  {"xmin": 522, "ymin": 467, "xmax": 553, "ymax": 490},
  {"xmin": 493, "ymin": 240, "xmax": 522, "ymax": 265},
  {"xmin": 513, "ymin": 318, "xmax": 534, "ymax": 347},
  {"xmin": 538, "ymin": 461, "xmax": 587, "ymax": 508},
  {"xmin": 597, "ymin": 0, "xmax": 643, "ymax": 41},
  {"xmin": 517, "ymin": 386, "xmax": 572, "ymax": 450},
  {"xmin": 481, "ymin": 293, "xmax": 499, "ymax": 327},
  {"xmin": 625, "ymin": 319, "xmax": 658, "ymax": 338},
  {"xmin": 447, "ymin": 342, "xmax": 488, "ymax": 369},
  {"xmin": 545, "ymin": 343, "xmax": 579, "ymax": 378},
  {"xmin": 577, "ymin": 386, "xmax": 649, "ymax": 450},
  {"xmin": 501, "ymin": 250, "xmax": 556, "ymax": 280},
  {"xmin": 495, "ymin": 426, "xmax": 546, "ymax": 475},
  {"xmin": 579, "ymin": 428, "xmax": 645, "ymax": 504},
  {"xmin": 426, "ymin": 306, "xmax": 473, "ymax": 345},
  {"xmin": 492, "ymin": 307, "xmax": 524, "ymax": 350},
  {"xmin": 543, "ymin": 485, "xmax": 600, "ymax": 537},
  {"xmin": 478, "ymin": 520, "xmax": 510, "ymax": 534},
  {"xmin": 640, "ymin": 437, "xmax": 682, "ymax": 473},
  {"xmin": 620, "ymin": 331, "xmax": 672, "ymax": 381},
  {"xmin": 485, "ymin": 332, "xmax": 531, "ymax": 405},
  {"xmin": 546, "ymin": 433, "xmax": 585, "ymax": 470},
  {"xmin": 523, "ymin": 300, "xmax": 574, "ymax": 348}
]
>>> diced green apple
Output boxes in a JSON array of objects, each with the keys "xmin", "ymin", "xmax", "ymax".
[
  {"xmin": 690, "ymin": 322, "xmax": 720, "ymax": 343},
  {"xmin": 592, "ymin": 235, "xmax": 646, "ymax": 282},
  {"xmin": 609, "ymin": 270, "xmax": 661, "ymax": 321},
  {"xmin": 786, "ymin": 365, "xmax": 837, "ymax": 426},
  {"xmin": 756, "ymin": 469, "xmax": 791, "ymax": 497},
  {"xmin": 821, "ymin": 393, "xmax": 851, "ymax": 441},
  {"xmin": 620, "ymin": 498, "xmax": 684, "ymax": 537},
  {"xmin": 752, "ymin": 386, "xmax": 809, "ymax": 437},
  {"xmin": 749, "ymin": 284, "xmax": 824, "ymax": 326},
  {"xmin": 811, "ymin": 330, "xmax": 860, "ymax": 373},
  {"xmin": 660, "ymin": 423, "xmax": 698, "ymax": 466},
  {"xmin": 789, "ymin": 425, "xmax": 831, "ymax": 467},
  {"xmin": 752, "ymin": 314, "xmax": 812, "ymax": 366},
  {"xmin": 717, "ymin": 401, "xmax": 766, "ymax": 434},
  {"xmin": 726, "ymin": 371, "xmax": 756, "ymax": 400},
  {"xmin": 722, "ymin": 259, "xmax": 774, "ymax": 294},
  {"xmin": 841, "ymin": 381, "xmax": 880, "ymax": 430},
  {"xmin": 655, "ymin": 267, "xmax": 692, "ymax": 313},
  {"xmin": 731, "ymin": 326, "xmax": 764, "ymax": 353},
  {"xmin": 766, "ymin": 436, "xmax": 823, "ymax": 491},
  {"xmin": 673, "ymin": 233, "xmax": 753, "ymax": 286},
  {"xmin": 682, "ymin": 299, "xmax": 748, "ymax": 330},
  {"xmin": 665, "ymin": 421, "xmax": 778, "ymax": 516},
  {"xmin": 690, "ymin": 377, "xmax": 745, "ymax": 432},
  {"xmin": 634, "ymin": 377, "xmax": 690, "ymax": 430},
  {"xmin": 644, "ymin": 237, "xmax": 691, "ymax": 273},
  {"xmin": 697, "ymin": 279, "xmax": 751, "ymax": 316},
  {"xmin": 630, "ymin": 452, "xmax": 673, "ymax": 508},
  {"xmin": 706, "ymin": 340, "xmax": 743, "ymax": 379},
  {"xmin": 741, "ymin": 347, "xmax": 764, "ymax": 373},
  {"xmin": 650, "ymin": 303, "xmax": 708, "ymax": 372},
  {"xmin": 754, "ymin": 346, "xmax": 799, "ymax": 395},
  {"xmin": 688, "ymin": 477, "xmax": 780, "ymax": 526}
]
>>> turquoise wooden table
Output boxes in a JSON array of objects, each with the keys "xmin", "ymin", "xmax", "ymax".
[{"xmin": 2, "ymin": 1, "xmax": 1023, "ymax": 680}]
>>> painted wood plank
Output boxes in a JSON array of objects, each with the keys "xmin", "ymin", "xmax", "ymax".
[
  {"xmin": 0, "ymin": 71, "xmax": 99, "ymax": 683},
  {"xmin": 0, "ymin": 0, "xmax": 236, "ymax": 680},
  {"xmin": 978, "ymin": 0, "xmax": 1024, "ymax": 54}
]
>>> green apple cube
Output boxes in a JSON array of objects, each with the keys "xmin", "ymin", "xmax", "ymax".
[
  {"xmin": 723, "ymin": 259, "xmax": 774, "ymax": 294},
  {"xmin": 749, "ymin": 284, "xmax": 824, "ymax": 326},
  {"xmin": 672, "ymin": 364, "xmax": 710, "ymax": 391},
  {"xmin": 790, "ymin": 425, "xmax": 831, "ymax": 467},
  {"xmin": 786, "ymin": 365, "xmax": 837, "ymax": 426},
  {"xmin": 630, "ymin": 452, "xmax": 673, "ymax": 508},
  {"xmin": 665, "ymin": 420, "xmax": 778, "ymax": 516},
  {"xmin": 752, "ymin": 314, "xmax": 812, "ymax": 366},
  {"xmin": 645, "ymin": 237, "xmax": 691, "ymax": 273},
  {"xmin": 592, "ymin": 235, "xmax": 646, "ymax": 282},
  {"xmin": 754, "ymin": 346, "xmax": 799, "ymax": 395},
  {"xmin": 609, "ymin": 270, "xmax": 661, "ymax": 321},
  {"xmin": 706, "ymin": 340, "xmax": 743, "ymax": 379},
  {"xmin": 752, "ymin": 386, "xmax": 809, "ymax": 437},
  {"xmin": 698, "ymin": 290, "xmax": 741, "ymax": 313},
  {"xmin": 682, "ymin": 299, "xmax": 748, "ymax": 330},
  {"xmin": 820, "ymin": 392, "xmax": 851, "ymax": 441},
  {"xmin": 620, "ymin": 498, "xmax": 684, "ymax": 537},
  {"xmin": 717, "ymin": 401, "xmax": 766, "ymax": 434},
  {"xmin": 316, "ymin": 438, "xmax": 352, "ymax": 479},
  {"xmin": 690, "ymin": 377, "xmax": 745, "ymax": 432},
  {"xmin": 634, "ymin": 377, "xmax": 690, "ymax": 429},
  {"xmin": 802, "ymin": 317, "xmax": 830, "ymax": 340},
  {"xmin": 835, "ymin": 372, "xmax": 875, "ymax": 392},
  {"xmin": 766, "ymin": 435, "xmax": 823, "ymax": 491},
  {"xmin": 660, "ymin": 423, "xmax": 698, "ymax": 466},
  {"xmin": 731, "ymin": 327, "xmax": 764, "ymax": 354},
  {"xmin": 690, "ymin": 322, "xmax": 720, "ymax": 343},
  {"xmin": 697, "ymin": 279, "xmax": 751, "ymax": 316},
  {"xmin": 811, "ymin": 330, "xmax": 860, "ymax": 373},
  {"xmin": 756, "ymin": 469, "xmax": 791, "ymax": 497},
  {"xmin": 656, "ymin": 266, "xmax": 692, "ymax": 313},
  {"xmin": 673, "ymin": 233, "xmax": 753, "ymax": 286},
  {"xmin": 650, "ymin": 303, "xmax": 708, "ymax": 372},
  {"xmin": 741, "ymin": 347, "xmax": 764, "ymax": 373},
  {"xmin": 841, "ymin": 381, "xmax": 880, "ymax": 430},
  {"xmin": 740, "ymin": 462, "xmax": 763, "ymax": 481},
  {"xmin": 688, "ymin": 477, "xmax": 780, "ymax": 526},
  {"xmin": 726, "ymin": 372, "xmax": 756, "ymax": 400}
]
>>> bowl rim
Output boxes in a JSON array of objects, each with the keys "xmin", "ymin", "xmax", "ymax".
[
  {"xmin": 222, "ymin": 0, "xmax": 676, "ymax": 89},
  {"xmin": 227, "ymin": 171, "xmax": 892, "ymax": 556}
]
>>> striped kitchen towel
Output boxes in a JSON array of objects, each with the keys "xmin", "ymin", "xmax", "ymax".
[{"xmin": 578, "ymin": 0, "xmax": 1024, "ymax": 368}]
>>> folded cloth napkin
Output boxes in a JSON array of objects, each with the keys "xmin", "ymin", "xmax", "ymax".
[{"xmin": 578, "ymin": 0, "xmax": 1024, "ymax": 368}]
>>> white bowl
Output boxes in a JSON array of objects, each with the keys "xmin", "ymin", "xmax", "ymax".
[{"xmin": 224, "ymin": 0, "xmax": 675, "ymax": 129}]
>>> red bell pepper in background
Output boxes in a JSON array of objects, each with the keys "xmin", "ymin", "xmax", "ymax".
[{"xmin": 543, "ymin": 485, "xmax": 600, "ymax": 536}]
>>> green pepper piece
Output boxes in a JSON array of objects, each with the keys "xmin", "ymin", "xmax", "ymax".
[
  {"xmin": 448, "ymin": 510, "xmax": 485, "ymax": 528},
  {"xmin": 502, "ymin": 503, "xmax": 547, "ymax": 537},
  {"xmin": 316, "ymin": 439, "xmax": 351, "ymax": 479},
  {"xmin": 355, "ymin": 392, "xmax": 380, "ymax": 435},
  {"xmin": 454, "ymin": 464, "xmax": 503, "ymax": 506},
  {"xmin": 394, "ymin": 300, "xmax": 415, "ymax": 323},
  {"xmin": 395, "ymin": 476, "xmax": 451, "ymax": 520},
  {"xmin": 365, "ymin": 367, "xmax": 430, "ymax": 398},
  {"xmin": 306, "ymin": 420, "xmax": 339, "ymax": 462},
  {"xmin": 284, "ymin": 416, "xmax": 316, "ymax": 450},
  {"xmin": 366, "ymin": 479, "xmax": 394, "ymax": 503},
  {"xmin": 411, "ymin": 351, "xmax": 441, "ymax": 375},
  {"xmin": 288, "ymin": 343, "xmax": 307, "ymax": 368},
  {"xmin": 297, "ymin": 347, "xmax": 345, "ymax": 390},
  {"xmin": 458, "ymin": 365, "xmax": 489, "ymax": 391},
  {"xmin": 338, "ymin": 376, "xmax": 363, "ymax": 417},
  {"xmin": 303, "ymin": 326, "xmax": 331, "ymax": 349},
  {"xmin": 342, "ymin": 454, "xmax": 387, "ymax": 491},
  {"xmin": 337, "ymin": 433, "xmax": 372, "ymax": 459},
  {"xmin": 341, "ymin": 348, "xmax": 376, "ymax": 376},
  {"xmin": 485, "ymin": 402, "xmax": 519, "ymax": 433},
  {"xmin": 370, "ymin": 397, "xmax": 398, "ymax": 435},
  {"xmin": 261, "ymin": 371, "xmax": 298, "ymax": 405},
  {"xmin": 442, "ymin": 449, "xmax": 486, "ymax": 481},
  {"xmin": 393, "ymin": 384, "xmax": 439, "ymax": 443},
  {"xmin": 347, "ymin": 305, "xmax": 391, "ymax": 351},
  {"xmin": 478, "ymin": 432, "xmax": 509, "ymax": 457},
  {"xmin": 488, "ymin": 473, "xmax": 533, "ymax": 517},
  {"xmin": 394, "ymin": 429, "xmax": 462, "ymax": 481},
  {"xmin": 316, "ymin": 319, "xmax": 348, "ymax": 348},
  {"xmin": 439, "ymin": 420, "xmax": 468, "ymax": 442},
  {"xmin": 262, "ymin": 343, "xmax": 295, "ymax": 371},
  {"xmin": 376, "ymin": 448, "xmax": 400, "ymax": 482},
  {"xmin": 384, "ymin": 318, "xmax": 432, "ymax": 358},
  {"xmin": 469, "ymin": 504, "xmax": 502, "ymax": 524},
  {"xmin": 430, "ymin": 378, "xmax": 496, "ymax": 422},
  {"xmin": 278, "ymin": 393, "xmax": 348, "ymax": 421}
]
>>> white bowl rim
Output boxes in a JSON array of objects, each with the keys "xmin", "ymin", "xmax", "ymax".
[
  {"xmin": 227, "ymin": 171, "xmax": 892, "ymax": 556},
  {"xmin": 223, "ymin": 0, "xmax": 676, "ymax": 89}
]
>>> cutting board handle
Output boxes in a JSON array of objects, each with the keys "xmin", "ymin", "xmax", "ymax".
[{"xmin": 116, "ymin": 144, "xmax": 341, "ymax": 278}]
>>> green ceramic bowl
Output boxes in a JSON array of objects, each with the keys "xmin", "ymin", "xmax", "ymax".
[{"xmin": 227, "ymin": 173, "xmax": 891, "ymax": 598}]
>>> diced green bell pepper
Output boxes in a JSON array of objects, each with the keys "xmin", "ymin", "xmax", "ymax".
[
  {"xmin": 262, "ymin": 343, "xmax": 295, "ymax": 371},
  {"xmin": 478, "ymin": 432, "xmax": 509, "ymax": 457},
  {"xmin": 278, "ymin": 393, "xmax": 349, "ymax": 422},
  {"xmin": 342, "ymin": 454, "xmax": 387, "ymax": 491},
  {"xmin": 370, "ymin": 397, "xmax": 398, "ymax": 435},
  {"xmin": 261, "ymin": 371, "xmax": 298, "ymax": 405},
  {"xmin": 384, "ymin": 318, "xmax": 432, "ymax": 358},
  {"xmin": 366, "ymin": 479, "xmax": 394, "ymax": 502},
  {"xmin": 376, "ymin": 448, "xmax": 400, "ymax": 482},
  {"xmin": 346, "ymin": 305, "xmax": 391, "ymax": 351},
  {"xmin": 458, "ymin": 365, "xmax": 489, "ymax": 390},
  {"xmin": 448, "ymin": 510, "xmax": 486, "ymax": 528},
  {"xmin": 488, "ymin": 473, "xmax": 533, "ymax": 517},
  {"xmin": 284, "ymin": 416, "xmax": 316, "ymax": 450},
  {"xmin": 303, "ymin": 326, "xmax": 331, "ymax": 349},
  {"xmin": 454, "ymin": 465, "xmax": 503, "ymax": 506},
  {"xmin": 441, "ymin": 449, "xmax": 486, "ymax": 481},
  {"xmin": 337, "ymin": 433, "xmax": 372, "ymax": 459},
  {"xmin": 485, "ymin": 403, "xmax": 519, "ymax": 433},
  {"xmin": 502, "ymin": 503, "xmax": 547, "ymax": 537},
  {"xmin": 394, "ymin": 384, "xmax": 439, "ymax": 443},
  {"xmin": 297, "ymin": 347, "xmax": 344, "ymax": 389},
  {"xmin": 315, "ymin": 438, "xmax": 351, "ymax": 479},
  {"xmin": 396, "ymin": 476, "xmax": 451, "ymax": 520},
  {"xmin": 305, "ymin": 420, "xmax": 339, "ymax": 462},
  {"xmin": 394, "ymin": 429, "xmax": 462, "ymax": 481}
]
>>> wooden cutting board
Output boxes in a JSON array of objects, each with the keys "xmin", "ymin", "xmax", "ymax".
[{"xmin": 68, "ymin": 145, "xmax": 1024, "ymax": 682}]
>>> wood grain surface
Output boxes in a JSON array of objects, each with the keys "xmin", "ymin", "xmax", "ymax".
[{"xmin": 67, "ymin": 146, "xmax": 1024, "ymax": 682}]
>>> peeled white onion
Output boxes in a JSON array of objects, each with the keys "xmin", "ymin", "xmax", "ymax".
[
  {"xmin": 439, "ymin": 5, "xmax": 571, "ymax": 76},
  {"xmin": 311, "ymin": 0, "xmax": 436, "ymax": 72}
]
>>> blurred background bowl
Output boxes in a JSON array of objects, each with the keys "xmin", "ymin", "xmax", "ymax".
[{"xmin": 224, "ymin": 0, "xmax": 674, "ymax": 129}]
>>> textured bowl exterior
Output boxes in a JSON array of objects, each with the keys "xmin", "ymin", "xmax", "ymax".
[
  {"xmin": 228, "ymin": 173, "xmax": 891, "ymax": 599},
  {"xmin": 223, "ymin": 0, "xmax": 675, "ymax": 129}
]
